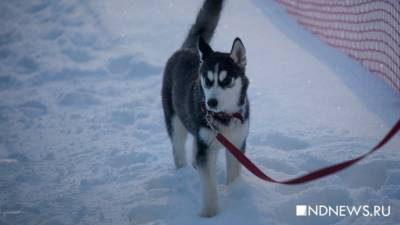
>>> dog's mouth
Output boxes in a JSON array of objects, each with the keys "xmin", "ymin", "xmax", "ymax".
[
  {"xmin": 206, "ymin": 107, "xmax": 222, "ymax": 113},
  {"xmin": 206, "ymin": 106, "xmax": 239, "ymax": 114},
  {"xmin": 206, "ymin": 105, "xmax": 230, "ymax": 113}
]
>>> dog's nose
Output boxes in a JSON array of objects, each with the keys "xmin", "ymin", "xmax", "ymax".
[{"xmin": 207, "ymin": 98, "xmax": 218, "ymax": 108}]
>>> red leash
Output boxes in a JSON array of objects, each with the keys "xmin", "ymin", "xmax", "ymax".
[{"xmin": 216, "ymin": 119, "xmax": 400, "ymax": 184}]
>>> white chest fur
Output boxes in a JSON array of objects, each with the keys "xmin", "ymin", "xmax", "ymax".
[{"xmin": 199, "ymin": 119, "xmax": 249, "ymax": 150}]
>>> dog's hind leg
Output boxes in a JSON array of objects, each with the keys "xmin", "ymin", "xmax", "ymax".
[{"xmin": 171, "ymin": 116, "xmax": 188, "ymax": 168}]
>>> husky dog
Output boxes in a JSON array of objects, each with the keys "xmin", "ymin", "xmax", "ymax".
[{"xmin": 162, "ymin": 0, "xmax": 249, "ymax": 217}]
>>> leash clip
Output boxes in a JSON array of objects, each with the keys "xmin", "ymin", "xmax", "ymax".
[{"xmin": 205, "ymin": 111, "xmax": 218, "ymax": 134}]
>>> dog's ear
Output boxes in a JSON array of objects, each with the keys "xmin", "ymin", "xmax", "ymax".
[
  {"xmin": 198, "ymin": 36, "xmax": 213, "ymax": 60},
  {"xmin": 230, "ymin": 37, "xmax": 246, "ymax": 68}
]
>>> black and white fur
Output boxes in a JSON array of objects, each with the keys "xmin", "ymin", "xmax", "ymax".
[{"xmin": 162, "ymin": 0, "xmax": 249, "ymax": 217}]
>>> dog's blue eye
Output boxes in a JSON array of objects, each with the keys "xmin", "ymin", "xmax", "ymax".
[
  {"xmin": 204, "ymin": 77, "xmax": 213, "ymax": 87},
  {"xmin": 222, "ymin": 77, "xmax": 233, "ymax": 87}
]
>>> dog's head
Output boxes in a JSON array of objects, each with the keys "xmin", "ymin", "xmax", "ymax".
[{"xmin": 198, "ymin": 37, "xmax": 249, "ymax": 113}]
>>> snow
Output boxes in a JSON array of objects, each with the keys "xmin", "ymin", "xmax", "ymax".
[{"xmin": 0, "ymin": 0, "xmax": 399, "ymax": 225}]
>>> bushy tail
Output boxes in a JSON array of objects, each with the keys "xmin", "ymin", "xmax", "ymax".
[{"xmin": 181, "ymin": 0, "xmax": 224, "ymax": 50}]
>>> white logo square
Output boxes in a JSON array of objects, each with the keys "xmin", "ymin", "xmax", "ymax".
[{"xmin": 296, "ymin": 205, "xmax": 307, "ymax": 216}]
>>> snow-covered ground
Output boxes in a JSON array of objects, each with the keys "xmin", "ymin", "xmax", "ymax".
[{"xmin": 0, "ymin": 0, "xmax": 399, "ymax": 224}]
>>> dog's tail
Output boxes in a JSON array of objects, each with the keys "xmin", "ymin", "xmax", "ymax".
[{"xmin": 181, "ymin": 0, "xmax": 224, "ymax": 50}]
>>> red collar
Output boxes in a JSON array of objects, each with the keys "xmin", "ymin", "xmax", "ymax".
[{"xmin": 200, "ymin": 102, "xmax": 244, "ymax": 124}]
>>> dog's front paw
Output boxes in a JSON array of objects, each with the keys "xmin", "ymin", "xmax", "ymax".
[
  {"xmin": 225, "ymin": 176, "xmax": 235, "ymax": 185},
  {"xmin": 175, "ymin": 162, "xmax": 187, "ymax": 170},
  {"xmin": 192, "ymin": 160, "xmax": 197, "ymax": 170},
  {"xmin": 200, "ymin": 206, "xmax": 218, "ymax": 217}
]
